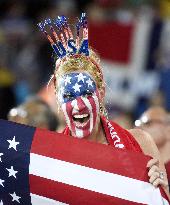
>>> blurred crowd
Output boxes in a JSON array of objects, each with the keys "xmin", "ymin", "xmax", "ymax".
[{"xmin": 0, "ymin": 0, "xmax": 170, "ymax": 129}]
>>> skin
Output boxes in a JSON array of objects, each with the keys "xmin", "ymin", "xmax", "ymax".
[
  {"xmin": 137, "ymin": 107, "xmax": 170, "ymax": 164},
  {"xmin": 129, "ymin": 129, "xmax": 169, "ymax": 197},
  {"xmin": 56, "ymin": 71, "xmax": 170, "ymax": 198}
]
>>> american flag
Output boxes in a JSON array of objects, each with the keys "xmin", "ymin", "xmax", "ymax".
[{"xmin": 0, "ymin": 119, "xmax": 169, "ymax": 205}]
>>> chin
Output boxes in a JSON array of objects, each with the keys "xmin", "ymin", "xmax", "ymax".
[{"xmin": 71, "ymin": 129, "xmax": 91, "ymax": 139}]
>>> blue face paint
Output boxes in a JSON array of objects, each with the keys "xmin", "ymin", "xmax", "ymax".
[{"xmin": 58, "ymin": 72, "xmax": 96, "ymax": 103}]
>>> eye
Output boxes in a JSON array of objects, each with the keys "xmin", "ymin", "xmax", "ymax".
[
  {"xmin": 63, "ymin": 92, "xmax": 74, "ymax": 100},
  {"xmin": 83, "ymin": 90, "xmax": 93, "ymax": 97}
]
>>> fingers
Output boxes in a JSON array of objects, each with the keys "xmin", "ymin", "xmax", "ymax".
[
  {"xmin": 152, "ymin": 178, "xmax": 164, "ymax": 187},
  {"xmin": 147, "ymin": 158, "xmax": 159, "ymax": 168},
  {"xmin": 149, "ymin": 171, "xmax": 160, "ymax": 184},
  {"xmin": 151, "ymin": 177, "xmax": 168, "ymax": 188},
  {"xmin": 148, "ymin": 168, "xmax": 167, "ymax": 188},
  {"xmin": 147, "ymin": 158, "xmax": 167, "ymax": 188},
  {"xmin": 148, "ymin": 164, "xmax": 159, "ymax": 177}
]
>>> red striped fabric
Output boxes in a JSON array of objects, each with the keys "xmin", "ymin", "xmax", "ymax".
[
  {"xmin": 31, "ymin": 129, "xmax": 149, "ymax": 181},
  {"xmin": 30, "ymin": 128, "xmax": 169, "ymax": 204},
  {"xmin": 30, "ymin": 175, "xmax": 146, "ymax": 205}
]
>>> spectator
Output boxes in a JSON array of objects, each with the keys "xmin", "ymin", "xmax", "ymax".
[
  {"xmin": 135, "ymin": 106, "xmax": 170, "ymax": 190},
  {"xmin": 8, "ymin": 96, "xmax": 59, "ymax": 131}
]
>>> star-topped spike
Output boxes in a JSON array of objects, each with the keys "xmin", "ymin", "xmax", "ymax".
[
  {"xmin": 80, "ymin": 13, "xmax": 88, "ymax": 39},
  {"xmin": 44, "ymin": 18, "xmax": 59, "ymax": 41},
  {"xmin": 37, "ymin": 22, "xmax": 45, "ymax": 32},
  {"xmin": 58, "ymin": 15, "xmax": 70, "ymax": 41},
  {"xmin": 54, "ymin": 18, "xmax": 62, "ymax": 30},
  {"xmin": 37, "ymin": 21, "xmax": 55, "ymax": 45},
  {"xmin": 44, "ymin": 18, "xmax": 52, "ymax": 25},
  {"xmin": 38, "ymin": 20, "xmax": 63, "ymax": 58},
  {"xmin": 80, "ymin": 13, "xmax": 87, "ymax": 25},
  {"xmin": 54, "ymin": 17, "xmax": 67, "ymax": 48},
  {"xmin": 76, "ymin": 21, "xmax": 81, "ymax": 48},
  {"xmin": 59, "ymin": 15, "xmax": 67, "ymax": 26}
]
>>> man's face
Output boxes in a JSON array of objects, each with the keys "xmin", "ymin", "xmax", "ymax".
[
  {"xmin": 140, "ymin": 120, "xmax": 166, "ymax": 147},
  {"xmin": 57, "ymin": 72, "xmax": 100, "ymax": 138}
]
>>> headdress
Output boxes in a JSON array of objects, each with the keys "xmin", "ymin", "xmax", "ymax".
[
  {"xmin": 37, "ymin": 13, "xmax": 89, "ymax": 60},
  {"xmin": 37, "ymin": 13, "xmax": 104, "ymax": 93}
]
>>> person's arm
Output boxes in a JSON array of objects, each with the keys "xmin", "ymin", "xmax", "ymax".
[{"xmin": 129, "ymin": 128, "xmax": 170, "ymax": 199}]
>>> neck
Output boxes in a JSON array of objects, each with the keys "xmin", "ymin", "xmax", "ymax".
[{"xmin": 87, "ymin": 117, "xmax": 107, "ymax": 144}]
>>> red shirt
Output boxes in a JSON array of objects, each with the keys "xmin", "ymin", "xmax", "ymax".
[{"xmin": 63, "ymin": 116, "xmax": 142, "ymax": 153}]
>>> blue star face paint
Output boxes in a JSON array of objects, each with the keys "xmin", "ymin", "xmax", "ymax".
[
  {"xmin": 58, "ymin": 72, "xmax": 97, "ymax": 104},
  {"xmin": 57, "ymin": 72, "xmax": 100, "ymax": 138}
]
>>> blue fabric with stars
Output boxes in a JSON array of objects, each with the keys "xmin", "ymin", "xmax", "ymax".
[
  {"xmin": 59, "ymin": 72, "xmax": 96, "ymax": 103},
  {"xmin": 0, "ymin": 120, "xmax": 35, "ymax": 205}
]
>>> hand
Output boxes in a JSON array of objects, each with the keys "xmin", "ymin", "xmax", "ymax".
[{"xmin": 147, "ymin": 158, "xmax": 168, "ymax": 188}]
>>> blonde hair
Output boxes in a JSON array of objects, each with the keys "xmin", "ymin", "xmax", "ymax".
[{"xmin": 54, "ymin": 49, "xmax": 105, "ymax": 94}]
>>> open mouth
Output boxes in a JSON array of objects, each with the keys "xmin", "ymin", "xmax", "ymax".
[{"xmin": 73, "ymin": 114, "xmax": 90, "ymax": 126}]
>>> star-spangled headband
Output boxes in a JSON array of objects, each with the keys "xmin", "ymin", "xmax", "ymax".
[{"xmin": 37, "ymin": 13, "xmax": 89, "ymax": 59}]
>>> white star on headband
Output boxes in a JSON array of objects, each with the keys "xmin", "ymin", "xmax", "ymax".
[
  {"xmin": 73, "ymin": 83, "xmax": 81, "ymax": 92},
  {"xmin": 64, "ymin": 76, "xmax": 72, "ymax": 85},
  {"xmin": 76, "ymin": 73, "xmax": 86, "ymax": 83},
  {"xmin": 86, "ymin": 78, "xmax": 93, "ymax": 87}
]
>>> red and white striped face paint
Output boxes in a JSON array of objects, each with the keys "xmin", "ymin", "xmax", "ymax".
[{"xmin": 57, "ymin": 72, "xmax": 100, "ymax": 138}]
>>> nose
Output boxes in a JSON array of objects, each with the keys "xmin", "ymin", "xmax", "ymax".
[{"xmin": 72, "ymin": 96, "xmax": 86, "ymax": 112}]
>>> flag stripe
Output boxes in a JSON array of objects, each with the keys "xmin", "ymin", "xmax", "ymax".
[
  {"xmin": 30, "ymin": 175, "xmax": 147, "ymax": 205},
  {"xmin": 62, "ymin": 102, "xmax": 71, "ymax": 131},
  {"xmin": 80, "ymin": 96, "xmax": 93, "ymax": 133},
  {"xmin": 31, "ymin": 129, "xmax": 149, "ymax": 181},
  {"xmin": 29, "ymin": 153, "xmax": 165, "ymax": 205},
  {"xmin": 31, "ymin": 193, "xmax": 68, "ymax": 205}
]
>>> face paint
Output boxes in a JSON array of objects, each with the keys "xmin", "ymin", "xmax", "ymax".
[{"xmin": 57, "ymin": 72, "xmax": 100, "ymax": 138}]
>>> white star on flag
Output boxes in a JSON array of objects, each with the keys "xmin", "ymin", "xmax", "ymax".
[
  {"xmin": 10, "ymin": 192, "xmax": 21, "ymax": 203},
  {"xmin": 7, "ymin": 136, "xmax": 19, "ymax": 151},
  {"xmin": 64, "ymin": 76, "xmax": 72, "ymax": 85},
  {"xmin": 76, "ymin": 73, "xmax": 86, "ymax": 82},
  {"xmin": 6, "ymin": 166, "xmax": 18, "ymax": 178},
  {"xmin": 0, "ymin": 153, "xmax": 3, "ymax": 162},
  {"xmin": 0, "ymin": 200, "xmax": 3, "ymax": 205},
  {"xmin": 0, "ymin": 178, "xmax": 4, "ymax": 187},
  {"xmin": 86, "ymin": 78, "xmax": 93, "ymax": 87},
  {"xmin": 73, "ymin": 83, "xmax": 81, "ymax": 92}
]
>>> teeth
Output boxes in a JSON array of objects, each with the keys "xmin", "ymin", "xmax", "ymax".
[{"xmin": 74, "ymin": 114, "xmax": 88, "ymax": 119}]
